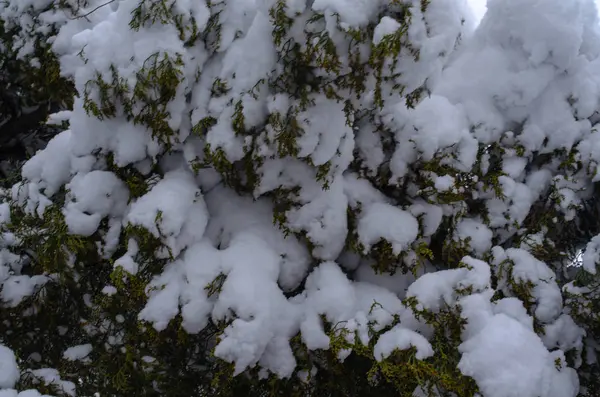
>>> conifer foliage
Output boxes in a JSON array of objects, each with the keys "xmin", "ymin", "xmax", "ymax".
[{"xmin": 1, "ymin": 0, "xmax": 600, "ymax": 396}]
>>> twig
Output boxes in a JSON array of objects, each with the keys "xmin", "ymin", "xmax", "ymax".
[{"xmin": 67, "ymin": 0, "xmax": 117, "ymax": 21}]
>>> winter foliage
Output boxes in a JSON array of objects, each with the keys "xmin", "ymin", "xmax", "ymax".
[{"xmin": 2, "ymin": 0, "xmax": 600, "ymax": 395}]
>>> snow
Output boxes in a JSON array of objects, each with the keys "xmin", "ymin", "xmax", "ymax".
[
  {"xmin": 493, "ymin": 297, "xmax": 533, "ymax": 331},
  {"xmin": 63, "ymin": 171, "xmax": 129, "ymax": 236},
  {"xmin": 21, "ymin": 130, "xmax": 72, "ymax": 197},
  {"xmin": 493, "ymin": 248, "xmax": 563, "ymax": 324},
  {"xmin": 67, "ymin": 106, "xmax": 162, "ymax": 168},
  {"xmin": 458, "ymin": 312, "xmax": 579, "ymax": 397},
  {"xmin": 467, "ymin": 0, "xmax": 488, "ymax": 22},
  {"xmin": 467, "ymin": 0, "xmax": 600, "ymax": 26},
  {"xmin": 434, "ymin": 175, "xmax": 455, "ymax": 192},
  {"xmin": 204, "ymin": 184, "xmax": 311, "ymax": 291},
  {"xmin": 27, "ymin": 369, "xmax": 75, "ymax": 396},
  {"xmin": 2, "ymin": 0, "xmax": 600, "ymax": 394},
  {"xmin": 62, "ymin": 344, "xmax": 92, "ymax": 361},
  {"xmin": 0, "ymin": 344, "xmax": 19, "ymax": 389},
  {"xmin": 126, "ymin": 169, "xmax": 209, "ymax": 258},
  {"xmin": 456, "ymin": 218, "xmax": 493, "ymax": 255},
  {"xmin": 354, "ymin": 262, "xmax": 419, "ymax": 298},
  {"xmin": 582, "ymin": 234, "xmax": 600, "ymax": 274},
  {"xmin": 405, "ymin": 256, "xmax": 490, "ymax": 312},
  {"xmin": 373, "ymin": 17, "xmax": 402, "ymax": 45},
  {"xmin": 385, "ymin": 95, "xmax": 477, "ymax": 180},
  {"xmin": 456, "ymin": 292, "xmax": 581, "ymax": 397},
  {"xmin": 1, "ymin": 275, "xmax": 49, "ymax": 308},
  {"xmin": 5, "ymin": 392, "xmax": 52, "ymax": 397},
  {"xmin": 374, "ymin": 326, "xmax": 434, "ymax": 361},
  {"xmin": 542, "ymin": 314, "xmax": 585, "ymax": 358},
  {"xmin": 298, "ymin": 262, "xmax": 403, "ymax": 355},
  {"xmin": 357, "ymin": 202, "xmax": 419, "ymax": 255},
  {"xmin": 280, "ymin": 172, "xmax": 349, "ymax": 261},
  {"xmin": 311, "ymin": 0, "xmax": 383, "ymax": 27},
  {"xmin": 0, "ymin": 231, "xmax": 50, "ymax": 310},
  {"xmin": 409, "ymin": 201, "xmax": 443, "ymax": 237},
  {"xmin": 101, "ymin": 285, "xmax": 117, "ymax": 296},
  {"xmin": 296, "ymin": 96, "xmax": 354, "ymax": 172},
  {"xmin": 220, "ymin": 11, "xmax": 275, "ymax": 95},
  {"xmin": 210, "ymin": 228, "xmax": 301, "ymax": 376},
  {"xmin": 113, "ymin": 238, "xmax": 140, "ymax": 275}
]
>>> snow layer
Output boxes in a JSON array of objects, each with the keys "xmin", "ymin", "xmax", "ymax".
[
  {"xmin": 458, "ymin": 294, "xmax": 579, "ymax": 397},
  {"xmin": 126, "ymin": 169, "xmax": 208, "ymax": 258},
  {"xmin": 357, "ymin": 202, "xmax": 419, "ymax": 255},
  {"xmin": 1, "ymin": 0, "xmax": 599, "ymax": 394},
  {"xmin": 374, "ymin": 326, "xmax": 434, "ymax": 361},
  {"xmin": 0, "ymin": 345, "xmax": 19, "ymax": 389},
  {"xmin": 62, "ymin": 344, "xmax": 92, "ymax": 361}
]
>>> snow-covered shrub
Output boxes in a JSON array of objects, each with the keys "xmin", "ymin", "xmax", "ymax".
[
  {"xmin": 2, "ymin": 0, "xmax": 600, "ymax": 395},
  {"xmin": 0, "ymin": 0, "xmax": 73, "ymax": 127}
]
